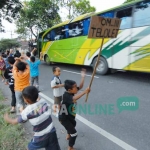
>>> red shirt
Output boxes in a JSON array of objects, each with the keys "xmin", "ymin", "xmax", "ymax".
[{"xmin": 0, "ymin": 59, "xmax": 5, "ymax": 70}]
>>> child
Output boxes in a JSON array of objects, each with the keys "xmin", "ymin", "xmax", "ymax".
[
  {"xmin": 4, "ymin": 57, "xmax": 16, "ymax": 113},
  {"xmin": 26, "ymin": 48, "xmax": 37, "ymax": 61},
  {"xmin": 13, "ymin": 58, "xmax": 30, "ymax": 112},
  {"xmin": 3, "ymin": 50, "xmax": 11, "ymax": 85},
  {"xmin": 0, "ymin": 54, "xmax": 6, "ymax": 82},
  {"xmin": 58, "ymin": 69, "xmax": 90, "ymax": 150},
  {"xmin": 14, "ymin": 50, "xmax": 21, "ymax": 58},
  {"xmin": 51, "ymin": 66, "xmax": 64, "ymax": 115},
  {"xmin": 4, "ymin": 86, "xmax": 61, "ymax": 150},
  {"xmin": 26, "ymin": 51, "xmax": 31, "ymax": 61},
  {"xmin": 25, "ymin": 52, "xmax": 43, "ymax": 91}
]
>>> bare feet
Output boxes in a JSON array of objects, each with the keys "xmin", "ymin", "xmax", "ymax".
[
  {"xmin": 68, "ymin": 147, "xmax": 76, "ymax": 150},
  {"xmin": 66, "ymin": 134, "xmax": 70, "ymax": 140},
  {"xmin": 5, "ymin": 82, "xmax": 8, "ymax": 85},
  {"xmin": 1, "ymin": 79, "xmax": 5, "ymax": 82}
]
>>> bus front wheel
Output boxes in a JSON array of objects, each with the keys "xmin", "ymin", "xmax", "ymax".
[
  {"xmin": 44, "ymin": 55, "xmax": 51, "ymax": 65},
  {"xmin": 93, "ymin": 56, "xmax": 109, "ymax": 75}
]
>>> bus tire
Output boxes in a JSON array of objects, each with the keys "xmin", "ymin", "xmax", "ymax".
[
  {"xmin": 93, "ymin": 56, "xmax": 109, "ymax": 75},
  {"xmin": 44, "ymin": 55, "xmax": 51, "ymax": 65}
]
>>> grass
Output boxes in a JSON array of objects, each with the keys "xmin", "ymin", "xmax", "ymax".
[
  {"xmin": 0, "ymin": 90, "xmax": 4, "ymax": 101},
  {"xmin": 0, "ymin": 90, "xmax": 27, "ymax": 150}
]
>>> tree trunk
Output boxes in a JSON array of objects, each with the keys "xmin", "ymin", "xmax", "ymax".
[{"xmin": 30, "ymin": 27, "xmax": 37, "ymax": 39}]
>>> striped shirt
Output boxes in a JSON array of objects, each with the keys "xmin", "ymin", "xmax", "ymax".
[
  {"xmin": 4, "ymin": 66, "xmax": 14, "ymax": 87},
  {"xmin": 18, "ymin": 98, "xmax": 55, "ymax": 142}
]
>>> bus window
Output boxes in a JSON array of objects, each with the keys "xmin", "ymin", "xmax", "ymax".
[
  {"xmin": 65, "ymin": 25, "xmax": 69, "ymax": 38},
  {"xmin": 83, "ymin": 18, "xmax": 90, "ymax": 36},
  {"xmin": 50, "ymin": 30, "xmax": 56, "ymax": 41},
  {"xmin": 133, "ymin": 1, "xmax": 150, "ymax": 27},
  {"xmin": 43, "ymin": 32, "xmax": 51, "ymax": 42},
  {"xmin": 54, "ymin": 26, "xmax": 66, "ymax": 40},
  {"xmin": 116, "ymin": 7, "xmax": 132, "ymax": 29},
  {"xmin": 99, "ymin": 11, "xmax": 115, "ymax": 18},
  {"xmin": 68, "ymin": 21, "xmax": 83, "ymax": 38}
]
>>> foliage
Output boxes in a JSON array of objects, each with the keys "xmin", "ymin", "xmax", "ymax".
[
  {"xmin": 0, "ymin": 0, "xmax": 22, "ymax": 32},
  {"xmin": 0, "ymin": 105, "xmax": 27, "ymax": 149},
  {"xmin": 59, "ymin": 0, "xmax": 96, "ymax": 19},
  {"xmin": 0, "ymin": 91, "xmax": 27, "ymax": 149},
  {"xmin": 0, "ymin": 39, "xmax": 20, "ymax": 51},
  {"xmin": 0, "ymin": 90, "xmax": 4, "ymax": 101},
  {"xmin": 16, "ymin": 0, "xmax": 61, "ymax": 39},
  {"xmin": 124, "ymin": 0, "xmax": 136, "ymax": 3}
]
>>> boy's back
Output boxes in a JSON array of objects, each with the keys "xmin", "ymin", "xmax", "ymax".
[
  {"xmin": 13, "ymin": 65, "xmax": 30, "ymax": 91},
  {"xmin": 27, "ymin": 60, "xmax": 40, "ymax": 77},
  {"xmin": 18, "ymin": 98, "xmax": 55, "ymax": 141}
]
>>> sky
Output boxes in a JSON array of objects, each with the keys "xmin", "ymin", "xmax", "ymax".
[{"xmin": 0, "ymin": 0, "xmax": 125, "ymax": 39}]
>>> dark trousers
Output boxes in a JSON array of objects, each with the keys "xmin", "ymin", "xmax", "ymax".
[
  {"xmin": 9, "ymin": 85, "xmax": 16, "ymax": 107},
  {"xmin": 59, "ymin": 118, "xmax": 77, "ymax": 147},
  {"xmin": 28, "ymin": 131, "xmax": 61, "ymax": 150}
]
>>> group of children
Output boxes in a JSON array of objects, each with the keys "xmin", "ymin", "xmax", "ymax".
[{"xmin": 2, "ymin": 48, "xmax": 90, "ymax": 150}]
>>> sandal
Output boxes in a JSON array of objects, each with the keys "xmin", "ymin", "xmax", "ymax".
[{"xmin": 10, "ymin": 109, "xmax": 16, "ymax": 113}]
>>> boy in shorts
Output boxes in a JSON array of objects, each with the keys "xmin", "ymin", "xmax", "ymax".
[
  {"xmin": 4, "ymin": 86, "xmax": 61, "ymax": 150},
  {"xmin": 51, "ymin": 66, "xmax": 64, "ymax": 115}
]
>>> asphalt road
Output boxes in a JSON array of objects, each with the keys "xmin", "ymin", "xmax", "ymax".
[{"xmin": 38, "ymin": 62, "xmax": 150, "ymax": 150}]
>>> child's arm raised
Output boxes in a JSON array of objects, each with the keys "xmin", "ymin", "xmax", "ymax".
[
  {"xmin": 31, "ymin": 48, "xmax": 37, "ymax": 56},
  {"xmin": 52, "ymin": 84, "xmax": 64, "ymax": 89},
  {"xmin": 39, "ymin": 52, "xmax": 43, "ymax": 61},
  {"xmin": 73, "ymin": 87, "xmax": 90, "ymax": 102},
  {"xmin": 12, "ymin": 58, "xmax": 21, "ymax": 72},
  {"xmin": 78, "ymin": 69, "xmax": 86, "ymax": 90},
  {"xmin": 4, "ymin": 113, "xmax": 18, "ymax": 125}
]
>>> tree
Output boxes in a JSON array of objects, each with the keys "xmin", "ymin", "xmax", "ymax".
[
  {"xmin": 59, "ymin": 0, "xmax": 96, "ymax": 19},
  {"xmin": 0, "ymin": 39, "xmax": 21, "ymax": 51},
  {"xmin": 124, "ymin": 0, "xmax": 136, "ymax": 3},
  {"xmin": 0, "ymin": 0, "xmax": 22, "ymax": 32},
  {"xmin": 16, "ymin": 0, "xmax": 61, "ymax": 39}
]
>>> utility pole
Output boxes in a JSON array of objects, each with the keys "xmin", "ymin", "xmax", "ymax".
[{"xmin": 6, "ymin": 30, "xmax": 13, "ymax": 39}]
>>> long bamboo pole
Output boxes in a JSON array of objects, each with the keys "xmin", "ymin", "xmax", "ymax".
[{"xmin": 85, "ymin": 37, "xmax": 105, "ymax": 102}]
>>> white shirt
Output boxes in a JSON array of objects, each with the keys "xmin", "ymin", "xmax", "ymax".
[{"xmin": 51, "ymin": 76, "xmax": 62, "ymax": 97}]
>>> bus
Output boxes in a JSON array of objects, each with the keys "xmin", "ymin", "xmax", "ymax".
[{"xmin": 38, "ymin": 0, "xmax": 150, "ymax": 75}]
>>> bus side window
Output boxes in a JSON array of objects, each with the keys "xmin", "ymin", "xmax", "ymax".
[
  {"xmin": 83, "ymin": 18, "xmax": 90, "ymax": 36},
  {"xmin": 50, "ymin": 30, "xmax": 56, "ymax": 41},
  {"xmin": 47, "ymin": 33, "xmax": 51, "ymax": 41},
  {"xmin": 54, "ymin": 28, "xmax": 61, "ymax": 40},
  {"xmin": 61, "ymin": 26, "xmax": 66, "ymax": 39},
  {"xmin": 54, "ymin": 26, "xmax": 66, "ymax": 40},
  {"xmin": 43, "ymin": 32, "xmax": 51, "ymax": 42},
  {"xmin": 68, "ymin": 21, "xmax": 83, "ymax": 38},
  {"xmin": 116, "ymin": 7, "xmax": 132, "ymax": 29},
  {"xmin": 133, "ymin": 1, "xmax": 150, "ymax": 27}
]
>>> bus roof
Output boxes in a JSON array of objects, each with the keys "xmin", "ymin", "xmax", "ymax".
[
  {"xmin": 42, "ymin": 0, "xmax": 143, "ymax": 36},
  {"xmin": 95, "ymin": 0, "xmax": 142, "ymax": 15},
  {"xmin": 52, "ymin": 19, "xmax": 71, "ymax": 29},
  {"xmin": 71, "ymin": 12, "xmax": 96, "ymax": 22}
]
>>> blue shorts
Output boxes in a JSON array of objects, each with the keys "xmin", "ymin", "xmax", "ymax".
[{"xmin": 28, "ymin": 131, "xmax": 60, "ymax": 150}]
